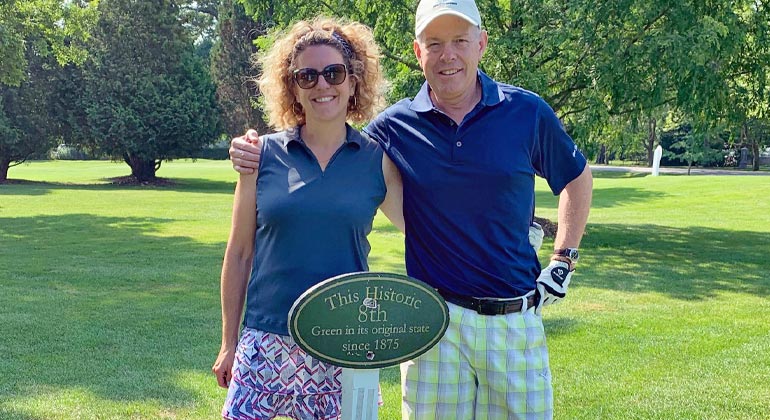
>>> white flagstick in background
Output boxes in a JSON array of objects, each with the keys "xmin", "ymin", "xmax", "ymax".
[{"xmin": 653, "ymin": 145, "xmax": 663, "ymax": 176}]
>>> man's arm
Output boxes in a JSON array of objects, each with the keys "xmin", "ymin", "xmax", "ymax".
[
  {"xmin": 534, "ymin": 165, "xmax": 592, "ymax": 315},
  {"xmin": 553, "ymin": 165, "xmax": 593, "ymax": 252}
]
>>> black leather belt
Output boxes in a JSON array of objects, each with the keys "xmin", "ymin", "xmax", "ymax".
[{"xmin": 438, "ymin": 289, "xmax": 536, "ymax": 316}]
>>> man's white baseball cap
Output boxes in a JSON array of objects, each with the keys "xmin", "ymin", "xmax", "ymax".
[{"xmin": 415, "ymin": 0, "xmax": 482, "ymax": 37}]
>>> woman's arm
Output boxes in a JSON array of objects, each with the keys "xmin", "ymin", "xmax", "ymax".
[{"xmin": 212, "ymin": 173, "xmax": 258, "ymax": 388}]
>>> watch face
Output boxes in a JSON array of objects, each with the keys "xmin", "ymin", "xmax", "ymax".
[{"xmin": 554, "ymin": 248, "xmax": 579, "ymax": 263}]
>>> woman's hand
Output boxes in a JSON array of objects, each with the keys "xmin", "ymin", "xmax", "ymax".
[{"xmin": 212, "ymin": 345, "xmax": 237, "ymax": 388}]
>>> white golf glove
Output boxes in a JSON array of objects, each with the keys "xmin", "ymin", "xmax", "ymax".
[
  {"xmin": 529, "ymin": 222, "xmax": 544, "ymax": 252},
  {"xmin": 534, "ymin": 260, "xmax": 573, "ymax": 315}
]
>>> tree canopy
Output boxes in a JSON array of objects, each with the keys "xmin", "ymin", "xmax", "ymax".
[
  {"xmin": 1, "ymin": 0, "xmax": 769, "ymax": 181},
  {"xmin": 239, "ymin": 0, "xmax": 770, "ymax": 167},
  {"xmin": 210, "ymin": 0, "xmax": 268, "ymax": 138},
  {"xmin": 0, "ymin": 0, "xmax": 95, "ymax": 87},
  {"xmin": 0, "ymin": 0, "xmax": 96, "ymax": 181}
]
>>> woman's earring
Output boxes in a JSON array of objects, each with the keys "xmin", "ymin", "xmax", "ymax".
[{"xmin": 292, "ymin": 102, "xmax": 303, "ymax": 116}]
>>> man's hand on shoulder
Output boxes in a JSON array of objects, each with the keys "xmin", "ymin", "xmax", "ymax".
[
  {"xmin": 534, "ymin": 260, "xmax": 573, "ymax": 315},
  {"xmin": 230, "ymin": 129, "xmax": 262, "ymax": 175}
]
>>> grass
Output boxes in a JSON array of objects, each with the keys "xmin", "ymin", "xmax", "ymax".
[{"xmin": 1, "ymin": 160, "xmax": 769, "ymax": 419}]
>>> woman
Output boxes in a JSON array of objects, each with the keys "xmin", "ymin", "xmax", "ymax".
[{"xmin": 211, "ymin": 17, "xmax": 403, "ymax": 420}]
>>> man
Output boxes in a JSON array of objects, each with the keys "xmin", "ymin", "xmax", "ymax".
[{"xmin": 229, "ymin": 0, "xmax": 592, "ymax": 418}]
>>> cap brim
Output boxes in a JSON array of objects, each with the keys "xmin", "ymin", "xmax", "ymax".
[{"xmin": 415, "ymin": 11, "xmax": 480, "ymax": 37}]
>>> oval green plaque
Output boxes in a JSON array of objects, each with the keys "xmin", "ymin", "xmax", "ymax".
[{"xmin": 289, "ymin": 272, "xmax": 449, "ymax": 369}]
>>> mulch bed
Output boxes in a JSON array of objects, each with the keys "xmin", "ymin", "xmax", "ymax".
[
  {"xmin": 106, "ymin": 176, "xmax": 176, "ymax": 186},
  {"xmin": 533, "ymin": 216, "xmax": 558, "ymax": 238}
]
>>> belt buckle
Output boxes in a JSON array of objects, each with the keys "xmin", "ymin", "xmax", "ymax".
[
  {"xmin": 478, "ymin": 295, "xmax": 529, "ymax": 315},
  {"xmin": 476, "ymin": 299, "xmax": 504, "ymax": 315}
]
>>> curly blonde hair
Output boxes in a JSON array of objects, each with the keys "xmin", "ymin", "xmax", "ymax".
[{"xmin": 256, "ymin": 16, "xmax": 386, "ymax": 130}]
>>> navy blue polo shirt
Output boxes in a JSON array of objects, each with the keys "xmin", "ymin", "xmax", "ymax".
[
  {"xmin": 364, "ymin": 71, "xmax": 586, "ymax": 298},
  {"xmin": 243, "ymin": 125, "xmax": 386, "ymax": 335}
]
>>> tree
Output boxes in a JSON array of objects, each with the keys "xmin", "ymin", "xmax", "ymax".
[
  {"xmin": 180, "ymin": 0, "xmax": 220, "ymax": 64},
  {"xmin": 0, "ymin": 41, "xmax": 62, "ymax": 181},
  {"xmin": 180, "ymin": 0, "xmax": 219, "ymax": 42},
  {"xmin": 81, "ymin": 0, "xmax": 220, "ymax": 182},
  {"xmin": 0, "ymin": 0, "xmax": 95, "ymax": 87},
  {"xmin": 210, "ymin": 0, "xmax": 268, "ymax": 138},
  {"xmin": 664, "ymin": 127, "xmax": 724, "ymax": 174},
  {"xmin": 721, "ymin": 1, "xmax": 770, "ymax": 171},
  {"xmin": 237, "ymin": 0, "xmax": 769, "ymax": 159},
  {"xmin": 0, "ymin": 0, "xmax": 95, "ymax": 182}
]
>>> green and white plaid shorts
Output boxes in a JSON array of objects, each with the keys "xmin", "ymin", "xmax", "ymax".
[{"xmin": 400, "ymin": 303, "xmax": 553, "ymax": 420}]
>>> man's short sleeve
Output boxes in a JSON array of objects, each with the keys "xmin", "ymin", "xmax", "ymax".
[{"xmin": 532, "ymin": 99, "xmax": 587, "ymax": 195}]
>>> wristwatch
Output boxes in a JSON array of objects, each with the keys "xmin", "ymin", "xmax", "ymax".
[{"xmin": 552, "ymin": 248, "xmax": 580, "ymax": 267}]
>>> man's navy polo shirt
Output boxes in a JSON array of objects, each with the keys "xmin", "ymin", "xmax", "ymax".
[
  {"xmin": 243, "ymin": 125, "xmax": 386, "ymax": 335},
  {"xmin": 365, "ymin": 71, "xmax": 586, "ymax": 298}
]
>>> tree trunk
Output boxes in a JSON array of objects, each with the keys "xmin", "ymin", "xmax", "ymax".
[
  {"xmin": 595, "ymin": 144, "xmax": 607, "ymax": 164},
  {"xmin": 647, "ymin": 118, "xmax": 657, "ymax": 167},
  {"xmin": 125, "ymin": 154, "xmax": 157, "ymax": 182},
  {"xmin": 741, "ymin": 121, "xmax": 760, "ymax": 171},
  {"xmin": 0, "ymin": 159, "xmax": 9, "ymax": 183}
]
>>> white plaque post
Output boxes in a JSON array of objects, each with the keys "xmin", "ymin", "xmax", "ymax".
[{"xmin": 340, "ymin": 368, "xmax": 379, "ymax": 420}]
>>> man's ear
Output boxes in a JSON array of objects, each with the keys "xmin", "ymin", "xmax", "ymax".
[
  {"xmin": 478, "ymin": 29, "xmax": 488, "ymax": 57},
  {"xmin": 413, "ymin": 39, "xmax": 422, "ymax": 62}
]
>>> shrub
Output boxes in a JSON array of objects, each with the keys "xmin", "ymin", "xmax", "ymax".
[{"xmin": 51, "ymin": 144, "xmax": 95, "ymax": 160}]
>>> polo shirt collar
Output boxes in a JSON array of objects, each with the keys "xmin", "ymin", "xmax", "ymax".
[
  {"xmin": 409, "ymin": 69, "xmax": 504, "ymax": 113},
  {"xmin": 479, "ymin": 70, "xmax": 505, "ymax": 106},
  {"xmin": 409, "ymin": 82, "xmax": 434, "ymax": 113},
  {"xmin": 285, "ymin": 123, "xmax": 363, "ymax": 149}
]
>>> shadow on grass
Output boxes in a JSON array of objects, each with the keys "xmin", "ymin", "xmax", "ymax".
[
  {"xmin": 4, "ymin": 213, "xmax": 765, "ymax": 413},
  {"xmin": 0, "ymin": 214, "xmax": 226, "ymax": 410},
  {"xmin": 542, "ymin": 317, "xmax": 580, "ymax": 338},
  {"xmin": 0, "ymin": 408, "xmax": 44, "ymax": 420},
  {"xmin": 579, "ymin": 223, "xmax": 770, "ymax": 299},
  {"xmin": 535, "ymin": 186, "xmax": 662, "ymax": 211},
  {"xmin": 379, "ymin": 366, "xmax": 400, "ymax": 385},
  {"xmin": 591, "ymin": 171, "xmax": 650, "ymax": 179},
  {"xmin": 0, "ymin": 177, "xmax": 235, "ymax": 196}
]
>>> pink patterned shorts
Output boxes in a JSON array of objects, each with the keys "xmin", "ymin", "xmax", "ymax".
[{"xmin": 222, "ymin": 328, "xmax": 342, "ymax": 420}]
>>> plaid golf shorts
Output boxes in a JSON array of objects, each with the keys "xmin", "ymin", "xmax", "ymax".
[
  {"xmin": 400, "ymin": 303, "xmax": 553, "ymax": 420},
  {"xmin": 222, "ymin": 328, "xmax": 342, "ymax": 420}
]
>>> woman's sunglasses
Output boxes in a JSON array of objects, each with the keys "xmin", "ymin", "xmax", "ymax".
[{"xmin": 293, "ymin": 64, "xmax": 348, "ymax": 89}]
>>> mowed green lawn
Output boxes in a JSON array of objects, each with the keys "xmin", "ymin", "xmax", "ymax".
[{"xmin": 1, "ymin": 160, "xmax": 768, "ymax": 419}]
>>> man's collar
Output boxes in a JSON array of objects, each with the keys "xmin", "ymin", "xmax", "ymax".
[
  {"xmin": 478, "ymin": 70, "xmax": 505, "ymax": 106},
  {"xmin": 409, "ymin": 69, "xmax": 504, "ymax": 113},
  {"xmin": 409, "ymin": 82, "xmax": 434, "ymax": 113}
]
